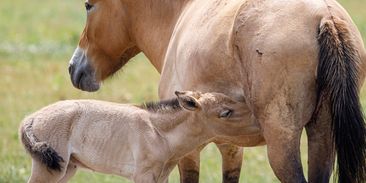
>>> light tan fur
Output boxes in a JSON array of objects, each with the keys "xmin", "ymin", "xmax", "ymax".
[
  {"xmin": 68, "ymin": 0, "xmax": 366, "ymax": 182},
  {"xmin": 20, "ymin": 91, "xmax": 258, "ymax": 183}
]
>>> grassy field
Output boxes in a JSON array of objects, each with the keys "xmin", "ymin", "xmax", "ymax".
[{"xmin": 0, "ymin": 0, "xmax": 365, "ymax": 182}]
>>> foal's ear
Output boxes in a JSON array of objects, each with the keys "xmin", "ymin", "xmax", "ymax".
[{"xmin": 175, "ymin": 91, "xmax": 201, "ymax": 111}]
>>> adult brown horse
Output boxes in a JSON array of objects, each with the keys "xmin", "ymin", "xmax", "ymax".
[{"xmin": 68, "ymin": 0, "xmax": 366, "ymax": 182}]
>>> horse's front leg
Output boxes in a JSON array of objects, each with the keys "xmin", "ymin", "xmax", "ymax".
[
  {"xmin": 178, "ymin": 148, "xmax": 201, "ymax": 183},
  {"xmin": 216, "ymin": 143, "xmax": 243, "ymax": 183}
]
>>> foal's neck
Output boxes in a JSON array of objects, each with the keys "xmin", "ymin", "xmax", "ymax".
[
  {"xmin": 125, "ymin": 0, "xmax": 190, "ymax": 72},
  {"xmin": 149, "ymin": 109, "xmax": 192, "ymax": 132},
  {"xmin": 149, "ymin": 110, "xmax": 213, "ymax": 160}
]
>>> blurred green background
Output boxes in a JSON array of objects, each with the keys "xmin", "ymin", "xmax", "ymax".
[{"xmin": 0, "ymin": 0, "xmax": 365, "ymax": 182}]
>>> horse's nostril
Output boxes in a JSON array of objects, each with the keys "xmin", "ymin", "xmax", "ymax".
[
  {"xmin": 77, "ymin": 71, "xmax": 85, "ymax": 89},
  {"xmin": 68, "ymin": 64, "xmax": 74, "ymax": 75}
]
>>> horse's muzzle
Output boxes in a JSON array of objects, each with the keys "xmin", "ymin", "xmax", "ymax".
[{"xmin": 69, "ymin": 47, "xmax": 100, "ymax": 92}]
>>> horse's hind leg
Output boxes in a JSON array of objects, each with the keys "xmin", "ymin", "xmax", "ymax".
[
  {"xmin": 216, "ymin": 143, "xmax": 243, "ymax": 183},
  {"xmin": 305, "ymin": 108, "xmax": 334, "ymax": 183},
  {"xmin": 265, "ymin": 127, "xmax": 306, "ymax": 183},
  {"xmin": 259, "ymin": 100, "xmax": 307, "ymax": 183}
]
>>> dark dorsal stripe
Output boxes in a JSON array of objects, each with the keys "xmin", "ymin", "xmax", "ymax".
[{"xmin": 141, "ymin": 98, "xmax": 182, "ymax": 113}]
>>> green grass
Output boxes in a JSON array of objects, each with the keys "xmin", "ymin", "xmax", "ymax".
[{"xmin": 0, "ymin": 0, "xmax": 365, "ymax": 182}]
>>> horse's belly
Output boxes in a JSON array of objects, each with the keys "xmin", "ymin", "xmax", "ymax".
[{"xmin": 213, "ymin": 133, "xmax": 265, "ymax": 147}]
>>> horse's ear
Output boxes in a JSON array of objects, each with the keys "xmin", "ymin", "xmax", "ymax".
[{"xmin": 175, "ymin": 91, "xmax": 201, "ymax": 111}]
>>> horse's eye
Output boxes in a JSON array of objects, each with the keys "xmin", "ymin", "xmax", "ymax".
[{"xmin": 85, "ymin": 2, "xmax": 93, "ymax": 11}]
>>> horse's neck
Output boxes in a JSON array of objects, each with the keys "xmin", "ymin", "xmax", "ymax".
[{"xmin": 127, "ymin": 0, "xmax": 190, "ymax": 72}]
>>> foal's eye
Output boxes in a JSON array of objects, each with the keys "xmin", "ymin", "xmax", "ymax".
[
  {"xmin": 85, "ymin": 2, "xmax": 93, "ymax": 11},
  {"xmin": 219, "ymin": 109, "xmax": 233, "ymax": 119}
]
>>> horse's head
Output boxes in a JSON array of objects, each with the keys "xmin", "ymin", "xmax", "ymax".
[{"xmin": 69, "ymin": 0, "xmax": 140, "ymax": 92}]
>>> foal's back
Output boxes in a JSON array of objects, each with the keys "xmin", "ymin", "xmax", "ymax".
[
  {"xmin": 24, "ymin": 100, "xmax": 142, "ymax": 139},
  {"xmin": 22, "ymin": 100, "xmax": 149, "ymax": 178}
]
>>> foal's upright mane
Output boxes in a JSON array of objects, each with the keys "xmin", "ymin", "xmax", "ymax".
[{"xmin": 140, "ymin": 98, "xmax": 182, "ymax": 113}]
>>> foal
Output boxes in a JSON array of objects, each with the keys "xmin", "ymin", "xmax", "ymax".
[{"xmin": 20, "ymin": 91, "xmax": 257, "ymax": 183}]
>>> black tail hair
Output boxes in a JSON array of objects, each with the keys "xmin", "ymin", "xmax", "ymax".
[
  {"xmin": 20, "ymin": 118, "xmax": 64, "ymax": 171},
  {"xmin": 316, "ymin": 17, "xmax": 366, "ymax": 183}
]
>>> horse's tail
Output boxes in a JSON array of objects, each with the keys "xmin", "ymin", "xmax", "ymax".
[
  {"xmin": 316, "ymin": 16, "xmax": 366, "ymax": 183},
  {"xmin": 20, "ymin": 118, "xmax": 64, "ymax": 171}
]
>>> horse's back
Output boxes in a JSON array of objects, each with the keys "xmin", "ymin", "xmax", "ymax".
[{"xmin": 234, "ymin": 0, "xmax": 365, "ymax": 117}]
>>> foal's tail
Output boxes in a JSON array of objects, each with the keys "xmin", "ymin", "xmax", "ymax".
[
  {"xmin": 20, "ymin": 118, "xmax": 64, "ymax": 171},
  {"xmin": 316, "ymin": 17, "xmax": 366, "ymax": 183}
]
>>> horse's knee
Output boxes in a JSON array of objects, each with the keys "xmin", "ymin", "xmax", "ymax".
[
  {"xmin": 216, "ymin": 143, "xmax": 243, "ymax": 183},
  {"xmin": 223, "ymin": 168, "xmax": 241, "ymax": 183},
  {"xmin": 179, "ymin": 169, "xmax": 199, "ymax": 183},
  {"xmin": 178, "ymin": 161, "xmax": 200, "ymax": 183},
  {"xmin": 217, "ymin": 143, "xmax": 243, "ymax": 164},
  {"xmin": 178, "ymin": 149, "xmax": 201, "ymax": 183}
]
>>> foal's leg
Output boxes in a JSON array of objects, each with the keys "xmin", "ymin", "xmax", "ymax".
[
  {"xmin": 305, "ymin": 107, "xmax": 334, "ymax": 183},
  {"xmin": 216, "ymin": 143, "xmax": 243, "ymax": 183},
  {"xmin": 28, "ymin": 159, "xmax": 68, "ymax": 183},
  {"xmin": 178, "ymin": 149, "xmax": 201, "ymax": 183},
  {"xmin": 58, "ymin": 163, "xmax": 78, "ymax": 183},
  {"xmin": 27, "ymin": 145, "xmax": 70, "ymax": 183}
]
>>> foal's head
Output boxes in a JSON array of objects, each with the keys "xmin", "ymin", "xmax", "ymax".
[
  {"xmin": 69, "ymin": 0, "xmax": 140, "ymax": 91},
  {"xmin": 175, "ymin": 91, "xmax": 245, "ymax": 125},
  {"xmin": 175, "ymin": 91, "xmax": 260, "ymax": 137}
]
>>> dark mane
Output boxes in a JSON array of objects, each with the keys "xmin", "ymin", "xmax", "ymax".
[{"xmin": 141, "ymin": 98, "xmax": 182, "ymax": 113}]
